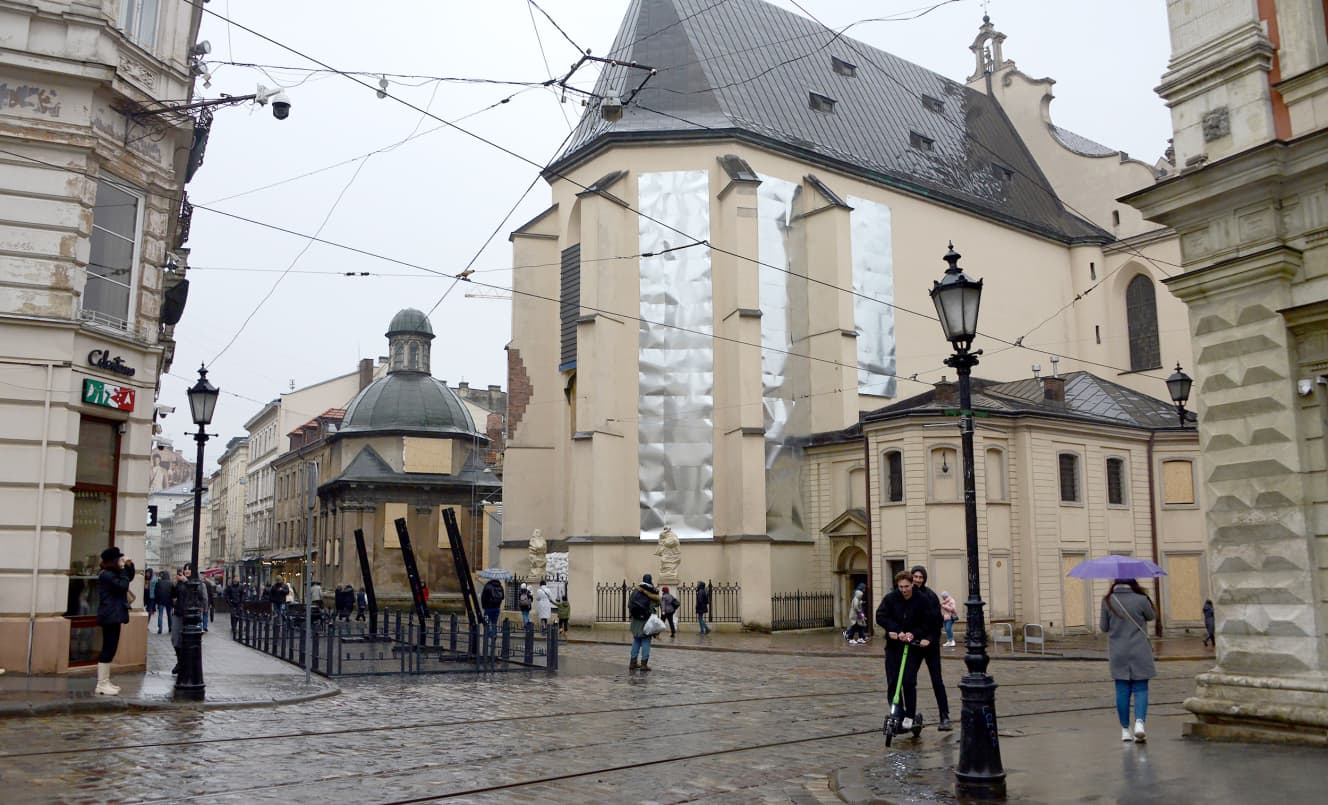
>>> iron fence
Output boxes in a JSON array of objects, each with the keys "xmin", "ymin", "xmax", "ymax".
[
  {"xmin": 503, "ymin": 574, "xmax": 567, "ymax": 612},
  {"xmin": 594, "ymin": 580, "xmax": 741, "ymax": 623},
  {"xmin": 231, "ymin": 603, "xmax": 558, "ymax": 675},
  {"xmin": 770, "ymin": 590, "xmax": 836, "ymax": 631}
]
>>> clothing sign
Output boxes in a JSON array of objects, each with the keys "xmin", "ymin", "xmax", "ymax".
[{"xmin": 83, "ymin": 378, "xmax": 135, "ymax": 411}]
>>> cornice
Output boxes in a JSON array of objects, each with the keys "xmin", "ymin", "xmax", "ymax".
[{"xmin": 1163, "ymin": 245, "xmax": 1301, "ymax": 301}]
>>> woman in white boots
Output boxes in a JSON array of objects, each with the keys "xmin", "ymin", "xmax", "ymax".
[{"xmin": 95, "ymin": 546, "xmax": 135, "ymax": 695}]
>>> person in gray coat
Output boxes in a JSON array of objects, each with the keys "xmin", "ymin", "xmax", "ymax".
[{"xmin": 1100, "ymin": 579, "xmax": 1156, "ymax": 743}]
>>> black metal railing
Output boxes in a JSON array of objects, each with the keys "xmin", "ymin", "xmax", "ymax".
[
  {"xmin": 231, "ymin": 604, "xmax": 558, "ymax": 675},
  {"xmin": 502, "ymin": 574, "xmax": 567, "ymax": 612},
  {"xmin": 770, "ymin": 590, "xmax": 835, "ymax": 631},
  {"xmin": 594, "ymin": 580, "xmax": 741, "ymax": 623}
]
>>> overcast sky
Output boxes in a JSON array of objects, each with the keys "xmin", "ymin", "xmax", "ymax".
[{"xmin": 163, "ymin": 0, "xmax": 1173, "ymax": 464}]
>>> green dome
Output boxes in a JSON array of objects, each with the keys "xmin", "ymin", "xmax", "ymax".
[
  {"xmin": 386, "ymin": 308, "xmax": 434, "ymax": 338},
  {"xmin": 340, "ymin": 373, "xmax": 476, "ymax": 436}
]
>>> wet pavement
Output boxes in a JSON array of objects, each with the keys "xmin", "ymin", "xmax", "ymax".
[
  {"xmin": 0, "ymin": 615, "xmax": 337, "ymax": 716},
  {"xmin": 0, "ymin": 625, "xmax": 1309, "ymax": 804}
]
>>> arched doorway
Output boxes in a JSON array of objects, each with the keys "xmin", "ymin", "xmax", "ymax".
[{"xmin": 836, "ymin": 545, "xmax": 869, "ymax": 629}]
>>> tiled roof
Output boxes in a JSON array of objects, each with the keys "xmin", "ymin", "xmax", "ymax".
[
  {"xmin": 552, "ymin": 0, "xmax": 1107, "ymax": 244},
  {"xmin": 863, "ymin": 371, "xmax": 1193, "ymax": 430}
]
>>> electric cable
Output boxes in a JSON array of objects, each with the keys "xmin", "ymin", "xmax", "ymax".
[
  {"xmin": 526, "ymin": 0, "xmax": 576, "ymax": 129},
  {"xmin": 526, "ymin": 0, "xmax": 586, "ymax": 54}
]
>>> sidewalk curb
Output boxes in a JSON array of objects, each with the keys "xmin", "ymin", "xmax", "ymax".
[{"xmin": 0, "ymin": 681, "xmax": 339, "ymax": 719}]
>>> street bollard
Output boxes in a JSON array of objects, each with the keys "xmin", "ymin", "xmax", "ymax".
[
  {"xmin": 433, "ymin": 612, "xmax": 441, "ymax": 647},
  {"xmin": 524, "ymin": 621, "xmax": 535, "ymax": 664},
  {"xmin": 501, "ymin": 618, "xmax": 512, "ymax": 660},
  {"xmin": 449, "ymin": 613, "xmax": 458, "ymax": 653},
  {"xmin": 546, "ymin": 621, "xmax": 558, "ymax": 671}
]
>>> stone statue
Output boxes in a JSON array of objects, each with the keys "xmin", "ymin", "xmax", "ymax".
[
  {"xmin": 528, "ymin": 529, "xmax": 547, "ymax": 580},
  {"xmin": 655, "ymin": 527, "xmax": 681, "ymax": 582}
]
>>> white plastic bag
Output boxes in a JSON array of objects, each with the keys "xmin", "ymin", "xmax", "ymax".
[{"xmin": 643, "ymin": 613, "xmax": 667, "ymax": 636}]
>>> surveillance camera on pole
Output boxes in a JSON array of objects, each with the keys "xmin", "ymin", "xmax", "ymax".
[
  {"xmin": 255, "ymin": 85, "xmax": 292, "ymax": 120},
  {"xmin": 600, "ymin": 96, "xmax": 624, "ymax": 122}
]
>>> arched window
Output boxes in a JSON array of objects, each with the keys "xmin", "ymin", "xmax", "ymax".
[
  {"xmin": 1126, "ymin": 274, "xmax": 1161, "ymax": 371},
  {"xmin": 985, "ymin": 447, "xmax": 1007, "ymax": 502},
  {"xmin": 883, "ymin": 449, "xmax": 904, "ymax": 503}
]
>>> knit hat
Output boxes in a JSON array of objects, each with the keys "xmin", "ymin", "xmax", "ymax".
[{"xmin": 643, "ymin": 573, "xmax": 653, "ymax": 584}]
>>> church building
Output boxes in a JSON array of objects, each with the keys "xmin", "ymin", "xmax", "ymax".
[{"xmin": 503, "ymin": 0, "xmax": 1195, "ymax": 629}]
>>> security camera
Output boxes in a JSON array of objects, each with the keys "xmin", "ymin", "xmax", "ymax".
[
  {"xmin": 600, "ymin": 96, "xmax": 624, "ymax": 122},
  {"xmin": 270, "ymin": 90, "xmax": 291, "ymax": 120},
  {"xmin": 154, "ymin": 403, "xmax": 175, "ymax": 419},
  {"xmin": 154, "ymin": 437, "xmax": 174, "ymax": 451},
  {"xmin": 190, "ymin": 41, "xmax": 212, "ymax": 58},
  {"xmin": 1299, "ymin": 378, "xmax": 1315, "ymax": 397}
]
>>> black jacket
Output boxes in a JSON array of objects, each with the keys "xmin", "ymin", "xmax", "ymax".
[
  {"xmin": 224, "ymin": 582, "xmax": 243, "ymax": 609},
  {"xmin": 153, "ymin": 575, "xmax": 174, "ymax": 604},
  {"xmin": 269, "ymin": 582, "xmax": 289, "ymax": 605},
  {"xmin": 97, "ymin": 565, "xmax": 135, "ymax": 626},
  {"xmin": 695, "ymin": 585, "xmax": 710, "ymax": 615},
  {"xmin": 480, "ymin": 579, "xmax": 505, "ymax": 609},
  {"xmin": 875, "ymin": 589, "xmax": 941, "ymax": 645}
]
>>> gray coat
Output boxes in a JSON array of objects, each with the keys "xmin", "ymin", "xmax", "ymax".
[{"xmin": 1100, "ymin": 584, "xmax": 1156, "ymax": 681}]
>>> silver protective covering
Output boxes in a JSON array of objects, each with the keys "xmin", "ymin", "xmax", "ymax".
[
  {"xmin": 757, "ymin": 175, "xmax": 807, "ymax": 540},
  {"xmin": 638, "ymin": 171, "xmax": 713, "ymax": 540},
  {"xmin": 849, "ymin": 196, "xmax": 896, "ymax": 397}
]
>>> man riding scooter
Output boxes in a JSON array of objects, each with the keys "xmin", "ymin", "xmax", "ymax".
[{"xmin": 876, "ymin": 569, "xmax": 942, "ymax": 735}]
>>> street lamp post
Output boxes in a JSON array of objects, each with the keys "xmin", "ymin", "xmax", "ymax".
[
  {"xmin": 1165, "ymin": 364, "xmax": 1193, "ymax": 428},
  {"xmin": 176, "ymin": 364, "xmax": 219, "ymax": 701},
  {"xmin": 929, "ymin": 244, "xmax": 1005, "ymax": 799}
]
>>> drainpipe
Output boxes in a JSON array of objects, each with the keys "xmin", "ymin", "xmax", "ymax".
[
  {"xmin": 1146, "ymin": 433, "xmax": 1162, "ymax": 637},
  {"xmin": 862, "ymin": 423, "xmax": 872, "ymax": 615}
]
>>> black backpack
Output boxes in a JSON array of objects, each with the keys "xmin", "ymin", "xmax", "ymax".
[
  {"xmin": 628, "ymin": 588, "xmax": 651, "ymax": 619},
  {"xmin": 480, "ymin": 580, "xmax": 503, "ymax": 608},
  {"xmin": 518, "ymin": 588, "xmax": 533, "ymax": 610}
]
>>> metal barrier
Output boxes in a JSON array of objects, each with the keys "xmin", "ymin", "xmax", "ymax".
[
  {"xmin": 1023, "ymin": 623, "xmax": 1046, "ymax": 655},
  {"xmin": 231, "ymin": 607, "xmax": 558, "ymax": 675},
  {"xmin": 770, "ymin": 590, "xmax": 835, "ymax": 630},
  {"xmin": 594, "ymin": 580, "xmax": 741, "ymax": 623},
  {"xmin": 991, "ymin": 622, "xmax": 1015, "ymax": 654}
]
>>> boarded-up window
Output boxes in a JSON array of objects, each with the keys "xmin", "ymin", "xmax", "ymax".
[
  {"xmin": 383, "ymin": 502, "xmax": 407, "ymax": 548},
  {"xmin": 559, "ymin": 244, "xmax": 580, "ymax": 369},
  {"xmin": 1058, "ymin": 453, "xmax": 1080, "ymax": 503},
  {"xmin": 1106, "ymin": 457, "xmax": 1126, "ymax": 506},
  {"xmin": 884, "ymin": 450, "xmax": 904, "ymax": 502},
  {"xmin": 1162, "ymin": 460, "xmax": 1195, "ymax": 505},
  {"xmin": 1126, "ymin": 274, "xmax": 1161, "ymax": 371},
  {"xmin": 403, "ymin": 436, "xmax": 453, "ymax": 474},
  {"xmin": 1166, "ymin": 553, "xmax": 1204, "ymax": 621},
  {"xmin": 848, "ymin": 467, "xmax": 866, "ymax": 510},
  {"xmin": 985, "ymin": 447, "xmax": 1006, "ymax": 502}
]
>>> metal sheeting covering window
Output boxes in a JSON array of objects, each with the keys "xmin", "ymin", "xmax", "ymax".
[
  {"xmin": 848, "ymin": 196, "xmax": 896, "ymax": 397},
  {"xmin": 757, "ymin": 175, "xmax": 807, "ymax": 540},
  {"xmin": 638, "ymin": 171, "xmax": 713, "ymax": 540}
]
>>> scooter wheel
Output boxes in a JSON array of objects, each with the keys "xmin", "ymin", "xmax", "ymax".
[{"xmin": 883, "ymin": 718, "xmax": 896, "ymax": 747}]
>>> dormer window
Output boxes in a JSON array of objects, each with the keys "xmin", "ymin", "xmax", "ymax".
[
  {"xmin": 809, "ymin": 92, "xmax": 837, "ymax": 113},
  {"xmin": 992, "ymin": 163, "xmax": 1014, "ymax": 181},
  {"xmin": 831, "ymin": 56, "xmax": 857, "ymax": 77},
  {"xmin": 921, "ymin": 95, "xmax": 944, "ymax": 113},
  {"xmin": 909, "ymin": 131, "xmax": 935, "ymax": 152}
]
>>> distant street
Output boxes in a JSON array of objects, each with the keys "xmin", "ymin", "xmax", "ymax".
[{"xmin": 0, "ymin": 624, "xmax": 1219, "ymax": 804}]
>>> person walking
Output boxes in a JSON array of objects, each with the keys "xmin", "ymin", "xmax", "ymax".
[
  {"xmin": 628, "ymin": 573, "xmax": 661, "ymax": 671},
  {"xmin": 356, "ymin": 588, "xmax": 368, "ymax": 621},
  {"xmin": 95, "ymin": 547, "xmax": 135, "ymax": 695},
  {"xmin": 557, "ymin": 595, "xmax": 570, "ymax": 635},
  {"xmin": 535, "ymin": 580, "xmax": 556, "ymax": 633},
  {"xmin": 939, "ymin": 591, "xmax": 959, "ymax": 647},
  {"xmin": 845, "ymin": 583, "xmax": 868, "ymax": 644},
  {"xmin": 269, "ymin": 576, "xmax": 289, "ymax": 618},
  {"xmin": 153, "ymin": 569, "xmax": 174, "ymax": 634},
  {"xmin": 479, "ymin": 578, "xmax": 505, "ymax": 638},
  {"xmin": 143, "ymin": 568, "xmax": 156, "ymax": 621},
  {"xmin": 517, "ymin": 583, "xmax": 533, "ymax": 627},
  {"xmin": 169, "ymin": 567, "xmax": 189, "ymax": 675},
  {"xmin": 910, "ymin": 566, "xmax": 953, "ymax": 731},
  {"xmin": 200, "ymin": 577, "xmax": 213, "ymax": 632},
  {"xmin": 659, "ymin": 586, "xmax": 680, "ymax": 638},
  {"xmin": 1101, "ymin": 578, "xmax": 1156, "ymax": 742},
  {"xmin": 1202, "ymin": 599, "xmax": 1215, "ymax": 648},
  {"xmin": 876, "ymin": 570, "xmax": 940, "ymax": 731},
  {"xmin": 695, "ymin": 580, "xmax": 711, "ymax": 635},
  {"xmin": 224, "ymin": 576, "xmax": 244, "ymax": 628}
]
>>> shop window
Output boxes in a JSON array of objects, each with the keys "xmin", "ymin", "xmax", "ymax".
[
  {"xmin": 67, "ymin": 417, "xmax": 121, "ymax": 665},
  {"xmin": 1058, "ymin": 452, "xmax": 1081, "ymax": 504},
  {"xmin": 883, "ymin": 449, "xmax": 904, "ymax": 503},
  {"xmin": 1162, "ymin": 459, "xmax": 1195, "ymax": 505},
  {"xmin": 84, "ymin": 179, "xmax": 142, "ymax": 329},
  {"xmin": 1106, "ymin": 457, "xmax": 1127, "ymax": 506}
]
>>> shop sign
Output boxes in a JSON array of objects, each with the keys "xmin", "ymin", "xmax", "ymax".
[
  {"xmin": 83, "ymin": 378, "xmax": 136, "ymax": 411},
  {"xmin": 87, "ymin": 349, "xmax": 136, "ymax": 377}
]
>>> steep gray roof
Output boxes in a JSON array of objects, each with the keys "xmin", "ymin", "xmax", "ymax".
[
  {"xmin": 387, "ymin": 308, "xmax": 434, "ymax": 338},
  {"xmin": 551, "ymin": 0, "xmax": 1106, "ymax": 244},
  {"xmin": 340, "ymin": 373, "xmax": 479, "ymax": 437},
  {"xmin": 1050, "ymin": 125, "xmax": 1118, "ymax": 157},
  {"xmin": 863, "ymin": 371, "xmax": 1194, "ymax": 430}
]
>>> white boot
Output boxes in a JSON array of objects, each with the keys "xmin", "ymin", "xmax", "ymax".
[
  {"xmin": 95, "ymin": 662, "xmax": 119, "ymax": 696},
  {"xmin": 1133, "ymin": 719, "xmax": 1146, "ymax": 742}
]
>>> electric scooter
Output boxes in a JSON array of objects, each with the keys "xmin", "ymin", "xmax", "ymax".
[{"xmin": 883, "ymin": 640, "xmax": 925, "ymax": 746}]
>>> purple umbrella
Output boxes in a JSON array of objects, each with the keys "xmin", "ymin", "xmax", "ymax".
[{"xmin": 1066, "ymin": 555, "xmax": 1166, "ymax": 579}]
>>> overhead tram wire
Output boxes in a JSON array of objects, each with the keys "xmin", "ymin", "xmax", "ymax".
[
  {"xmin": 525, "ymin": 0, "xmax": 586, "ymax": 53},
  {"xmin": 526, "ymin": 0, "xmax": 576, "ymax": 130}
]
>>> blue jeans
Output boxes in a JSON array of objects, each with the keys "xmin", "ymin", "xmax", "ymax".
[
  {"xmin": 484, "ymin": 608, "xmax": 500, "ymax": 638},
  {"xmin": 631, "ymin": 634, "xmax": 652, "ymax": 662},
  {"xmin": 201, "ymin": 610, "xmax": 209, "ymax": 631},
  {"xmin": 943, "ymin": 618, "xmax": 955, "ymax": 642},
  {"xmin": 520, "ymin": 610, "xmax": 531, "ymax": 627},
  {"xmin": 1115, "ymin": 679, "xmax": 1149, "ymax": 727},
  {"xmin": 157, "ymin": 603, "xmax": 172, "ymax": 632},
  {"xmin": 698, "ymin": 613, "xmax": 710, "ymax": 634}
]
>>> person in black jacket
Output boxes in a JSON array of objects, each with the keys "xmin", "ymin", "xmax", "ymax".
[
  {"xmin": 911, "ymin": 566, "xmax": 952, "ymax": 731},
  {"xmin": 95, "ymin": 547, "xmax": 135, "ymax": 695},
  {"xmin": 695, "ymin": 580, "xmax": 711, "ymax": 635},
  {"xmin": 876, "ymin": 570, "xmax": 940, "ymax": 730},
  {"xmin": 153, "ymin": 570, "xmax": 174, "ymax": 634}
]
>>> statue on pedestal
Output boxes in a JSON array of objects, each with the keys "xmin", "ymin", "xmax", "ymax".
[
  {"xmin": 655, "ymin": 527, "xmax": 681, "ymax": 583},
  {"xmin": 528, "ymin": 529, "xmax": 548, "ymax": 580}
]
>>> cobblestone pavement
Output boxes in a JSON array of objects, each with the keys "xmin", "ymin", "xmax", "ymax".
[{"xmin": 0, "ymin": 636, "xmax": 1211, "ymax": 804}]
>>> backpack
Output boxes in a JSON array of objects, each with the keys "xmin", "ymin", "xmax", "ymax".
[
  {"xmin": 628, "ymin": 588, "xmax": 651, "ymax": 619},
  {"xmin": 480, "ymin": 580, "xmax": 503, "ymax": 609},
  {"xmin": 518, "ymin": 588, "xmax": 533, "ymax": 610}
]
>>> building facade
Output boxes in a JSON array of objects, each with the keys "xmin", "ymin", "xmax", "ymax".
[
  {"xmin": 206, "ymin": 436, "xmax": 246, "ymax": 572},
  {"xmin": 1124, "ymin": 0, "xmax": 1328, "ymax": 743},
  {"xmin": 169, "ymin": 491, "xmax": 208, "ymax": 572},
  {"xmin": 145, "ymin": 480, "xmax": 191, "ymax": 570},
  {"xmin": 503, "ymin": 0, "xmax": 1194, "ymax": 628},
  {"xmin": 0, "ymin": 1, "xmax": 204, "ymax": 674}
]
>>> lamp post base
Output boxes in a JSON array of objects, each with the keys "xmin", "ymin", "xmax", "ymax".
[
  {"xmin": 955, "ymin": 669, "xmax": 1006, "ymax": 800},
  {"xmin": 173, "ymin": 580, "xmax": 206, "ymax": 701}
]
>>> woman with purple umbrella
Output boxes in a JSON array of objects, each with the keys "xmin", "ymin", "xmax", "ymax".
[{"xmin": 1101, "ymin": 579, "xmax": 1156, "ymax": 743}]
